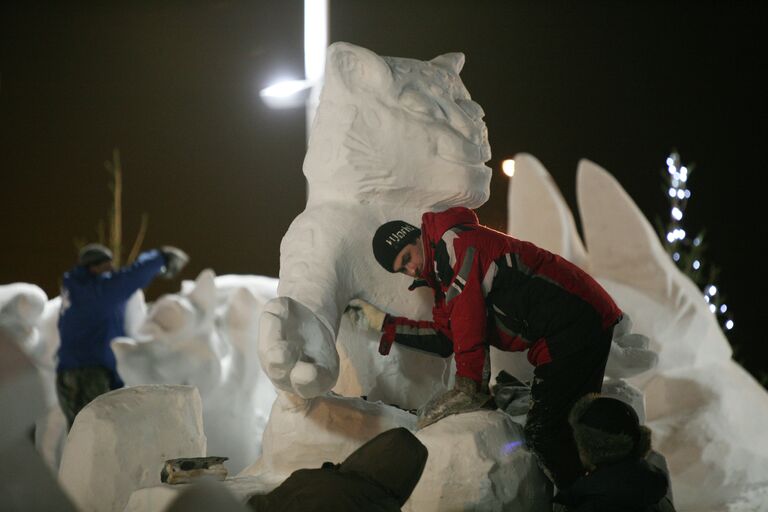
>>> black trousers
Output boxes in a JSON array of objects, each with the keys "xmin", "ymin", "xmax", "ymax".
[{"xmin": 523, "ymin": 327, "xmax": 613, "ymax": 489}]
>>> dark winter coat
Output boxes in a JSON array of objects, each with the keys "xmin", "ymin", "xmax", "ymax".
[
  {"xmin": 554, "ymin": 458, "xmax": 676, "ymax": 512},
  {"xmin": 57, "ymin": 250, "xmax": 166, "ymax": 388},
  {"xmin": 248, "ymin": 427, "xmax": 428, "ymax": 512},
  {"xmin": 381, "ymin": 207, "xmax": 621, "ymax": 383}
]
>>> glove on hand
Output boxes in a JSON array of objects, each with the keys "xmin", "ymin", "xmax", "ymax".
[
  {"xmin": 160, "ymin": 246, "xmax": 189, "ymax": 280},
  {"xmin": 347, "ymin": 298, "xmax": 387, "ymax": 332}
]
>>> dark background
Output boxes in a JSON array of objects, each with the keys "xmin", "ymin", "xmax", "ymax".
[{"xmin": 1, "ymin": 2, "xmax": 765, "ymax": 380}]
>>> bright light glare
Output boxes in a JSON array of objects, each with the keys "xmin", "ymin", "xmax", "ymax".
[
  {"xmin": 668, "ymin": 187, "xmax": 676, "ymax": 198},
  {"xmin": 726, "ymin": 320, "xmax": 734, "ymax": 330},
  {"xmin": 693, "ymin": 260, "xmax": 701, "ymax": 270},
  {"xmin": 260, "ymin": 80, "xmax": 312, "ymax": 98},
  {"xmin": 502, "ymin": 159, "xmax": 515, "ymax": 177},
  {"xmin": 720, "ymin": 304, "xmax": 728, "ymax": 313},
  {"xmin": 709, "ymin": 304, "xmax": 717, "ymax": 313},
  {"xmin": 671, "ymin": 207, "xmax": 683, "ymax": 221},
  {"xmin": 304, "ymin": 0, "xmax": 328, "ymax": 82},
  {"xmin": 708, "ymin": 285, "xmax": 718, "ymax": 296}
]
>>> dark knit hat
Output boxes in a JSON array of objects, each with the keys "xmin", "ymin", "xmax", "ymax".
[
  {"xmin": 569, "ymin": 394, "xmax": 652, "ymax": 468},
  {"xmin": 372, "ymin": 221, "xmax": 421, "ymax": 272},
  {"xmin": 78, "ymin": 243, "xmax": 113, "ymax": 267}
]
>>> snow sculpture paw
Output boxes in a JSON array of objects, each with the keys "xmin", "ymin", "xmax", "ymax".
[{"xmin": 258, "ymin": 296, "xmax": 339, "ymax": 399}]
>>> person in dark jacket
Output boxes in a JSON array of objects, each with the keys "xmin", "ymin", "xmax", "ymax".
[
  {"xmin": 359, "ymin": 206, "xmax": 622, "ymax": 489},
  {"xmin": 248, "ymin": 427, "xmax": 428, "ymax": 512},
  {"xmin": 554, "ymin": 394, "xmax": 676, "ymax": 512},
  {"xmin": 56, "ymin": 243, "xmax": 188, "ymax": 428}
]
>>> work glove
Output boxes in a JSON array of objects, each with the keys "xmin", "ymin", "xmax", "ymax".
[
  {"xmin": 346, "ymin": 298, "xmax": 387, "ymax": 331},
  {"xmin": 416, "ymin": 375, "xmax": 494, "ymax": 430},
  {"xmin": 160, "ymin": 246, "xmax": 189, "ymax": 279}
]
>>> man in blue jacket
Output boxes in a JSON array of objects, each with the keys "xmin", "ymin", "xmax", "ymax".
[{"xmin": 56, "ymin": 243, "xmax": 188, "ymax": 428}]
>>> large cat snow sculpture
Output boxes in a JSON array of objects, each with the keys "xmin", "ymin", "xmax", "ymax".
[
  {"xmin": 506, "ymin": 154, "xmax": 768, "ymax": 511},
  {"xmin": 258, "ymin": 41, "xmax": 492, "ymax": 408}
]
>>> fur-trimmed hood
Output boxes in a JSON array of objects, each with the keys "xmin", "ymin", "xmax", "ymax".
[{"xmin": 570, "ymin": 394, "xmax": 652, "ymax": 468}]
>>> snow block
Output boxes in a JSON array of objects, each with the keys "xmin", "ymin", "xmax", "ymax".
[
  {"xmin": 241, "ymin": 391, "xmax": 416, "ymax": 479},
  {"xmin": 58, "ymin": 385, "xmax": 206, "ymax": 512},
  {"xmin": 410, "ymin": 410, "xmax": 551, "ymax": 512}
]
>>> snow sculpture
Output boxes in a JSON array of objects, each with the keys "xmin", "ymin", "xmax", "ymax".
[
  {"xmin": 0, "ymin": 336, "xmax": 76, "ymax": 511},
  {"xmin": 58, "ymin": 385, "xmax": 206, "ymax": 512},
  {"xmin": 112, "ymin": 270, "xmax": 278, "ymax": 473},
  {"xmin": 506, "ymin": 153, "xmax": 768, "ymax": 510},
  {"xmin": 259, "ymin": 41, "xmax": 491, "ymax": 409},
  {"xmin": 240, "ymin": 393, "xmax": 550, "ymax": 511}
]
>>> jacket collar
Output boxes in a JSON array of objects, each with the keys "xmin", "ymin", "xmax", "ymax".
[{"xmin": 418, "ymin": 206, "xmax": 480, "ymax": 284}]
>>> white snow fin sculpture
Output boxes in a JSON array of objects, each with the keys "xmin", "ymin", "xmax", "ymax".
[
  {"xmin": 508, "ymin": 155, "xmax": 768, "ymax": 509},
  {"xmin": 507, "ymin": 153, "xmax": 590, "ymax": 271},
  {"xmin": 260, "ymin": 41, "xmax": 491, "ymax": 407},
  {"xmin": 576, "ymin": 159, "xmax": 732, "ymax": 369}
]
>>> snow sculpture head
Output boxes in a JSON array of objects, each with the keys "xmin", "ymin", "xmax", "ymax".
[{"xmin": 304, "ymin": 42, "xmax": 491, "ymax": 209}]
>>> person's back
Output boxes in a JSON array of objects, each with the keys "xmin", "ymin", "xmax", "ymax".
[
  {"xmin": 56, "ymin": 244, "xmax": 188, "ymax": 427},
  {"xmin": 555, "ymin": 395, "xmax": 676, "ymax": 512}
]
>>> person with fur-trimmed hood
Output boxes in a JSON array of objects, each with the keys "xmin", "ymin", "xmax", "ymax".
[
  {"xmin": 356, "ymin": 206, "xmax": 622, "ymax": 489},
  {"xmin": 554, "ymin": 394, "xmax": 676, "ymax": 511}
]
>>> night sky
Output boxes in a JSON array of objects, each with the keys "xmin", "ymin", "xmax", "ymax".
[{"xmin": 2, "ymin": 2, "xmax": 766, "ymax": 380}]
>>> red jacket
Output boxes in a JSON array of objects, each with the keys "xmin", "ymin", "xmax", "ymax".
[{"xmin": 381, "ymin": 207, "xmax": 621, "ymax": 384}]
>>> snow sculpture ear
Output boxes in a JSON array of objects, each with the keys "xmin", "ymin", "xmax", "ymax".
[
  {"xmin": 326, "ymin": 41, "xmax": 393, "ymax": 94},
  {"xmin": 576, "ymin": 159, "xmax": 679, "ymax": 301},
  {"xmin": 187, "ymin": 269, "xmax": 217, "ymax": 314},
  {"xmin": 224, "ymin": 287, "xmax": 259, "ymax": 330},
  {"xmin": 430, "ymin": 52, "xmax": 465, "ymax": 75},
  {"xmin": 507, "ymin": 153, "xmax": 591, "ymax": 271}
]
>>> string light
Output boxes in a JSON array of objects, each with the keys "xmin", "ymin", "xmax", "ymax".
[{"xmin": 657, "ymin": 151, "xmax": 735, "ymax": 339}]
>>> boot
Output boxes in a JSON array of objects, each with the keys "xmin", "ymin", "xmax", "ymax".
[{"xmin": 416, "ymin": 376, "xmax": 494, "ymax": 430}]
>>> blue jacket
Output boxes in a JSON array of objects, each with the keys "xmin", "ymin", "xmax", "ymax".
[{"xmin": 57, "ymin": 250, "xmax": 166, "ymax": 388}]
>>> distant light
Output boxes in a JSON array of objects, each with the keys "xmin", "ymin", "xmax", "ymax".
[
  {"xmin": 668, "ymin": 187, "xmax": 676, "ymax": 198},
  {"xmin": 672, "ymin": 252, "xmax": 680, "ymax": 261},
  {"xmin": 704, "ymin": 295, "xmax": 710, "ymax": 303},
  {"xmin": 693, "ymin": 237, "xmax": 701, "ymax": 247},
  {"xmin": 671, "ymin": 207, "xmax": 683, "ymax": 221},
  {"xmin": 259, "ymin": 79, "xmax": 313, "ymax": 109},
  {"xmin": 685, "ymin": 190, "xmax": 691, "ymax": 199},
  {"xmin": 260, "ymin": 79, "xmax": 312, "ymax": 98},
  {"xmin": 677, "ymin": 189, "xmax": 686, "ymax": 200},
  {"xmin": 674, "ymin": 228, "xmax": 686, "ymax": 240},
  {"xmin": 720, "ymin": 304, "xmax": 728, "ymax": 313},
  {"xmin": 666, "ymin": 232, "xmax": 676, "ymax": 243},
  {"xmin": 666, "ymin": 157, "xmax": 674, "ymax": 167},
  {"xmin": 725, "ymin": 320, "xmax": 734, "ymax": 330},
  {"xmin": 708, "ymin": 285, "xmax": 717, "ymax": 296},
  {"xmin": 709, "ymin": 304, "xmax": 717, "ymax": 313},
  {"xmin": 693, "ymin": 260, "xmax": 701, "ymax": 270},
  {"xmin": 502, "ymin": 159, "xmax": 516, "ymax": 177}
]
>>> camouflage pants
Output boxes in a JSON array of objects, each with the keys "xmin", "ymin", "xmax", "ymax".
[
  {"xmin": 56, "ymin": 367, "xmax": 112, "ymax": 429},
  {"xmin": 524, "ymin": 327, "xmax": 613, "ymax": 489}
]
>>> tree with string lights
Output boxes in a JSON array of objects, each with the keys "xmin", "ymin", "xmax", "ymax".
[{"xmin": 655, "ymin": 151, "xmax": 736, "ymax": 339}]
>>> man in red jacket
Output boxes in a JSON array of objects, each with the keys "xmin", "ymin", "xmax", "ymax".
[{"xmin": 363, "ymin": 206, "xmax": 622, "ymax": 489}]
